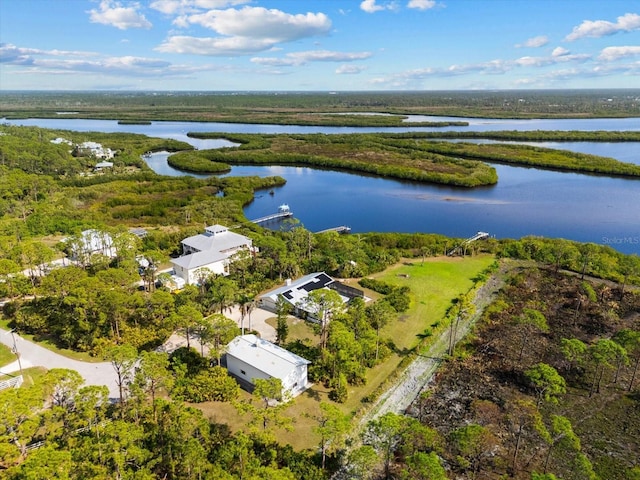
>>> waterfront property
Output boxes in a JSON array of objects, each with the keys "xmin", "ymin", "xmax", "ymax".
[
  {"xmin": 258, "ymin": 272, "xmax": 364, "ymax": 322},
  {"xmin": 226, "ymin": 334, "xmax": 311, "ymax": 398},
  {"xmin": 171, "ymin": 224, "xmax": 253, "ymax": 285}
]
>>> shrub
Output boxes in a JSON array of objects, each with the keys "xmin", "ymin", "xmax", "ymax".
[{"xmin": 174, "ymin": 366, "xmax": 240, "ymax": 403}]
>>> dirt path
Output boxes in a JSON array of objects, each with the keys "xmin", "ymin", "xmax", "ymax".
[{"xmin": 355, "ymin": 260, "xmax": 511, "ymax": 430}]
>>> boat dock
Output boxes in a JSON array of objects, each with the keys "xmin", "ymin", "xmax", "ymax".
[
  {"xmin": 251, "ymin": 204, "xmax": 293, "ymax": 225},
  {"xmin": 447, "ymin": 231, "xmax": 489, "ymax": 256},
  {"xmin": 316, "ymin": 226, "xmax": 351, "ymax": 234}
]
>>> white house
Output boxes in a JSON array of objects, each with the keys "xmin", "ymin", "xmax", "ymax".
[
  {"xmin": 76, "ymin": 141, "xmax": 115, "ymax": 160},
  {"xmin": 65, "ymin": 229, "xmax": 117, "ymax": 263},
  {"xmin": 258, "ymin": 272, "xmax": 364, "ymax": 321},
  {"xmin": 226, "ymin": 334, "xmax": 311, "ymax": 398},
  {"xmin": 171, "ymin": 225, "xmax": 253, "ymax": 285}
]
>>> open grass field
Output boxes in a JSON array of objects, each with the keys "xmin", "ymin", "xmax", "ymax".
[{"xmin": 196, "ymin": 254, "xmax": 495, "ymax": 451}]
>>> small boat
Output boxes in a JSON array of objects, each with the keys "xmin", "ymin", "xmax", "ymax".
[
  {"xmin": 278, "ymin": 204, "xmax": 290, "ymax": 213},
  {"xmin": 269, "ymin": 190, "xmax": 275, "ymax": 195}
]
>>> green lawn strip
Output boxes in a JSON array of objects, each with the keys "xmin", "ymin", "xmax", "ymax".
[
  {"xmin": 0, "ymin": 343, "xmax": 15, "ymax": 368},
  {"xmin": 0, "ymin": 318, "xmax": 104, "ymax": 363}
]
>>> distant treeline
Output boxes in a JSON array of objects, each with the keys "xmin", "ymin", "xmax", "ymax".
[
  {"xmin": 400, "ymin": 130, "xmax": 640, "ymax": 142},
  {"xmin": 2, "ymin": 89, "xmax": 640, "ymax": 120}
]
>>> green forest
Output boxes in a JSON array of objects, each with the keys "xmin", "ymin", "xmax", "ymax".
[{"xmin": 1, "ymin": 120, "xmax": 639, "ymax": 479}]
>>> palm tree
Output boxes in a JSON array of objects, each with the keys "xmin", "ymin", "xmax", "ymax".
[{"xmin": 237, "ymin": 290, "xmax": 256, "ymax": 334}]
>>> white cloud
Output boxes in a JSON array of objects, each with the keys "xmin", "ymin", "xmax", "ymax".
[
  {"xmin": 88, "ymin": 0, "xmax": 152, "ymax": 30},
  {"xmin": 251, "ymin": 50, "xmax": 372, "ymax": 67},
  {"xmin": 0, "ymin": 43, "xmax": 95, "ymax": 65},
  {"xmin": 360, "ymin": 0, "xmax": 398, "ymax": 13},
  {"xmin": 598, "ymin": 46, "xmax": 640, "ymax": 61},
  {"xmin": 407, "ymin": 0, "xmax": 436, "ymax": 10},
  {"xmin": 0, "ymin": 44, "xmax": 37, "ymax": 65},
  {"xmin": 551, "ymin": 47, "xmax": 570, "ymax": 57},
  {"xmin": 336, "ymin": 64, "xmax": 365, "ymax": 74},
  {"xmin": 371, "ymin": 48, "xmax": 595, "ymax": 87},
  {"xmin": 515, "ymin": 35, "xmax": 549, "ymax": 48},
  {"xmin": 157, "ymin": 7, "xmax": 332, "ymax": 56},
  {"xmin": 515, "ymin": 52, "xmax": 590, "ymax": 67},
  {"xmin": 150, "ymin": 0, "xmax": 250, "ymax": 16},
  {"xmin": 0, "ymin": 42, "xmax": 216, "ymax": 80},
  {"xmin": 187, "ymin": 7, "xmax": 330, "ymax": 40},
  {"xmin": 566, "ymin": 12, "xmax": 640, "ymax": 41},
  {"xmin": 514, "ymin": 56, "xmax": 553, "ymax": 68},
  {"xmin": 157, "ymin": 35, "xmax": 275, "ymax": 56}
]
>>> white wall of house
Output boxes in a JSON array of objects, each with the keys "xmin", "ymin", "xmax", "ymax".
[
  {"xmin": 226, "ymin": 356, "xmax": 272, "ymax": 387},
  {"xmin": 226, "ymin": 355, "xmax": 308, "ymax": 397}
]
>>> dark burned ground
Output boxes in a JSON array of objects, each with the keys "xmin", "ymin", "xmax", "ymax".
[{"xmin": 412, "ymin": 266, "xmax": 640, "ymax": 480}]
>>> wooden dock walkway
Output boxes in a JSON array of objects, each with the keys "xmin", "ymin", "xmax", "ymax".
[
  {"xmin": 251, "ymin": 211, "xmax": 293, "ymax": 224},
  {"xmin": 447, "ymin": 231, "xmax": 489, "ymax": 256},
  {"xmin": 315, "ymin": 226, "xmax": 351, "ymax": 234}
]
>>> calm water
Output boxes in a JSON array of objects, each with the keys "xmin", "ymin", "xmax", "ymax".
[{"xmin": 3, "ymin": 117, "xmax": 640, "ymax": 254}]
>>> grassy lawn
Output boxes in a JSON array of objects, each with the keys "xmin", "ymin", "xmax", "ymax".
[
  {"xmin": 195, "ymin": 254, "xmax": 495, "ymax": 451},
  {"xmin": 20, "ymin": 366, "xmax": 48, "ymax": 387},
  {"xmin": 375, "ymin": 255, "xmax": 496, "ymax": 353},
  {"xmin": 0, "ymin": 343, "xmax": 15, "ymax": 368}
]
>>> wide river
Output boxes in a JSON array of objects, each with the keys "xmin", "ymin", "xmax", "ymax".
[{"xmin": 3, "ymin": 116, "xmax": 640, "ymax": 254}]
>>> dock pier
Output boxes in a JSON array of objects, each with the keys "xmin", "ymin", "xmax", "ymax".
[
  {"xmin": 447, "ymin": 231, "xmax": 489, "ymax": 256},
  {"xmin": 251, "ymin": 204, "xmax": 293, "ymax": 225},
  {"xmin": 316, "ymin": 226, "xmax": 351, "ymax": 234}
]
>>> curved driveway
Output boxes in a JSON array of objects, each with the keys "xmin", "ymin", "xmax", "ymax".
[
  {"xmin": 0, "ymin": 327, "xmax": 119, "ymax": 399},
  {"xmin": 0, "ymin": 305, "xmax": 277, "ymax": 400}
]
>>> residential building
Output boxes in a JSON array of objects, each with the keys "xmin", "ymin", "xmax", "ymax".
[
  {"xmin": 226, "ymin": 334, "xmax": 311, "ymax": 398},
  {"xmin": 258, "ymin": 272, "xmax": 364, "ymax": 322},
  {"xmin": 65, "ymin": 229, "xmax": 117, "ymax": 261},
  {"xmin": 171, "ymin": 224, "xmax": 253, "ymax": 285}
]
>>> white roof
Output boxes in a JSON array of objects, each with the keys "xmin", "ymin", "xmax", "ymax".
[
  {"xmin": 172, "ymin": 224, "xmax": 252, "ymax": 270},
  {"xmin": 181, "ymin": 224, "xmax": 251, "ymax": 253},
  {"xmin": 171, "ymin": 249, "xmax": 227, "ymax": 269},
  {"xmin": 227, "ymin": 334, "xmax": 310, "ymax": 379}
]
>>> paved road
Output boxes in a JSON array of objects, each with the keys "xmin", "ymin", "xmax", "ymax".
[
  {"xmin": 0, "ymin": 305, "xmax": 277, "ymax": 399},
  {"xmin": 0, "ymin": 327, "xmax": 119, "ymax": 399}
]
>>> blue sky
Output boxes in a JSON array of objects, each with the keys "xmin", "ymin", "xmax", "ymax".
[{"xmin": 1, "ymin": 0, "xmax": 639, "ymax": 91}]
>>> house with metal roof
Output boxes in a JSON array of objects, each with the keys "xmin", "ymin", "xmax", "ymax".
[
  {"xmin": 258, "ymin": 272, "xmax": 364, "ymax": 322},
  {"xmin": 171, "ymin": 224, "xmax": 253, "ymax": 285},
  {"xmin": 226, "ymin": 334, "xmax": 311, "ymax": 398}
]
